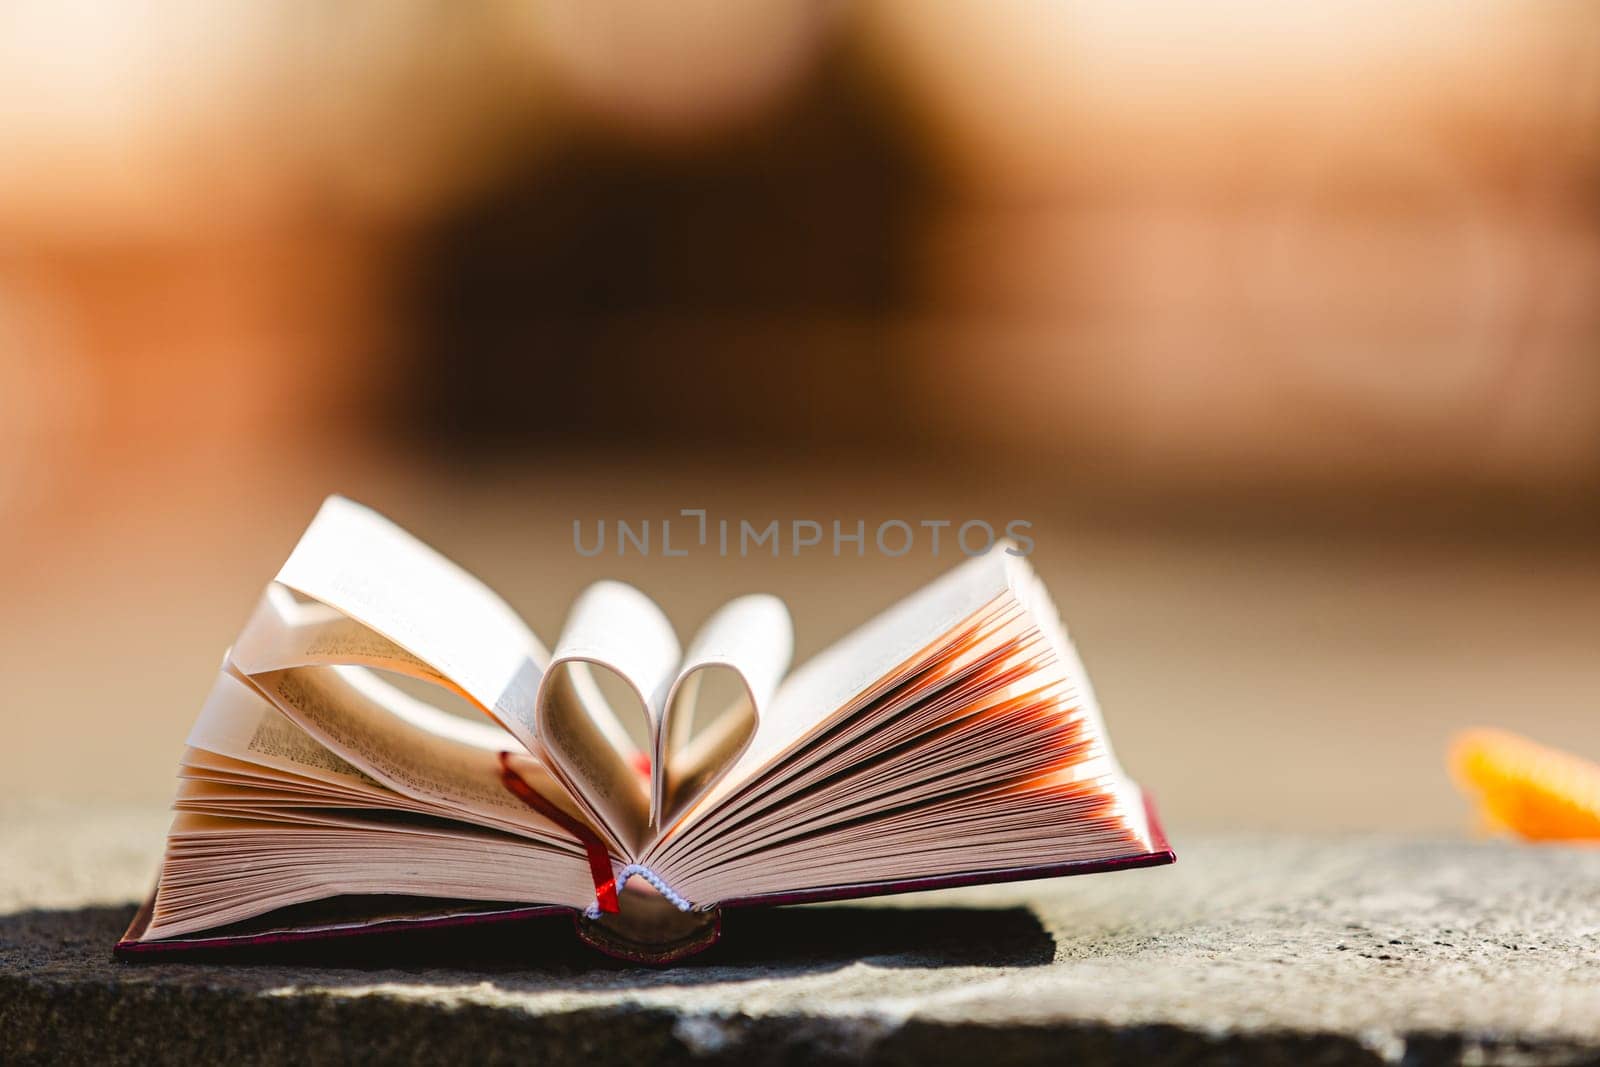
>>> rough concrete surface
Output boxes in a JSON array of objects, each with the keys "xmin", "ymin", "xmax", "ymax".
[{"xmin": 3, "ymin": 800, "xmax": 1600, "ymax": 1065}]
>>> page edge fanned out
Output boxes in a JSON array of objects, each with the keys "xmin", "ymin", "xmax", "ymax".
[{"xmin": 119, "ymin": 791, "xmax": 1173, "ymax": 961}]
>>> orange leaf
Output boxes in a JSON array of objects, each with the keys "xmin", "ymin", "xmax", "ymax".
[{"xmin": 1450, "ymin": 728, "xmax": 1600, "ymax": 841}]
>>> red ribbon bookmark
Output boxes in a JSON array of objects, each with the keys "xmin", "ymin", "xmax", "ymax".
[{"xmin": 498, "ymin": 752, "xmax": 620, "ymax": 914}]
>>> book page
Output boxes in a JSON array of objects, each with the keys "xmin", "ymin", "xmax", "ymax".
[
  {"xmin": 154, "ymin": 672, "xmax": 598, "ymax": 940},
  {"xmin": 230, "ymin": 584, "xmax": 453, "ymax": 688},
  {"xmin": 640, "ymin": 547, "xmax": 1158, "ymax": 904},
  {"xmin": 245, "ymin": 664, "xmax": 593, "ymax": 848},
  {"xmin": 188, "ymin": 670, "xmax": 384, "ymax": 791},
  {"xmin": 535, "ymin": 580, "xmax": 679, "ymax": 854},
  {"xmin": 272, "ymin": 496, "xmax": 549, "ymax": 749},
  {"xmin": 694, "ymin": 547, "xmax": 1021, "ymax": 816},
  {"xmin": 655, "ymin": 594, "xmax": 792, "ymax": 831},
  {"xmin": 146, "ymin": 811, "xmax": 594, "ymax": 939},
  {"xmin": 228, "ymin": 587, "xmax": 518, "ymax": 754}
]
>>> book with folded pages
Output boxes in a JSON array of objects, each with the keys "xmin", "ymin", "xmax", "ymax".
[{"xmin": 117, "ymin": 496, "xmax": 1173, "ymax": 963}]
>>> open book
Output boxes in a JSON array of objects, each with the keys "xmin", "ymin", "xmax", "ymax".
[{"xmin": 118, "ymin": 497, "xmax": 1172, "ymax": 963}]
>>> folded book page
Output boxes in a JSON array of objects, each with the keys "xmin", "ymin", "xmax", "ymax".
[
  {"xmin": 654, "ymin": 594, "xmax": 792, "ymax": 834},
  {"xmin": 237, "ymin": 664, "xmax": 584, "ymax": 845},
  {"xmin": 221, "ymin": 568, "xmax": 590, "ymax": 846},
  {"xmin": 535, "ymin": 580, "xmax": 679, "ymax": 854},
  {"xmin": 229, "ymin": 587, "xmax": 452, "ymax": 690},
  {"xmin": 269, "ymin": 495, "xmax": 550, "ymax": 750},
  {"xmin": 537, "ymin": 583, "xmax": 798, "ymax": 848},
  {"xmin": 186, "ymin": 670, "xmax": 386, "ymax": 794}
]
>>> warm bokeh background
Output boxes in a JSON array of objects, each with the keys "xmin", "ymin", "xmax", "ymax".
[{"xmin": 2, "ymin": 1, "xmax": 1598, "ymax": 834}]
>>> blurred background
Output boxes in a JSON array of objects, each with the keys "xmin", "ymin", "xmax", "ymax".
[{"xmin": 2, "ymin": 1, "xmax": 1597, "ymax": 836}]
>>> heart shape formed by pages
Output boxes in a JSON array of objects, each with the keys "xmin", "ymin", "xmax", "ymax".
[{"xmin": 534, "ymin": 582, "xmax": 791, "ymax": 855}]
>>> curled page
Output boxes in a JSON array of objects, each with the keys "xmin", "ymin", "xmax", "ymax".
[
  {"xmin": 187, "ymin": 670, "xmax": 381, "ymax": 793},
  {"xmin": 270, "ymin": 496, "xmax": 549, "ymax": 749},
  {"xmin": 245, "ymin": 664, "xmax": 589, "ymax": 847},
  {"xmin": 230, "ymin": 585, "xmax": 453, "ymax": 689},
  {"xmin": 536, "ymin": 581, "xmax": 680, "ymax": 855},
  {"xmin": 655, "ymin": 595, "xmax": 792, "ymax": 833},
  {"xmin": 190, "ymin": 666, "xmax": 588, "ymax": 847}
]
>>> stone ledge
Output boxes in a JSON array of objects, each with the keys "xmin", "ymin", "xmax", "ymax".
[{"xmin": 3, "ymin": 803, "xmax": 1599, "ymax": 1065}]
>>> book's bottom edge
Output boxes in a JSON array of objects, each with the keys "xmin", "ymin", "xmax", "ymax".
[
  {"xmin": 115, "ymin": 899, "xmax": 722, "ymax": 967},
  {"xmin": 118, "ymin": 790, "xmax": 1175, "ymax": 964},
  {"xmin": 115, "ymin": 898, "xmax": 576, "ymax": 958}
]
